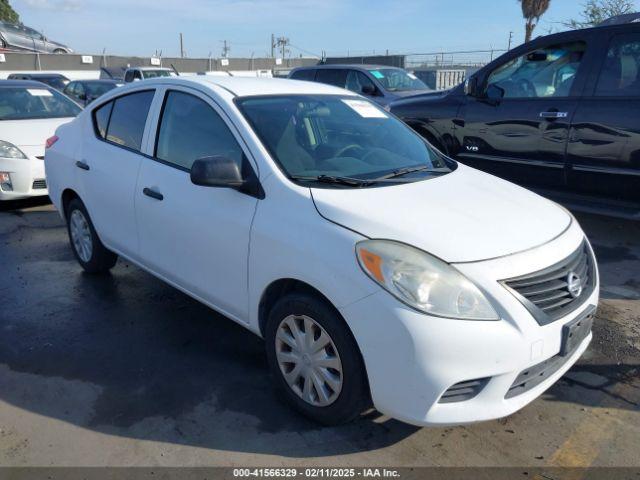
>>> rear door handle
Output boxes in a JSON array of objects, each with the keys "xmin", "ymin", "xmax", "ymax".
[
  {"xmin": 539, "ymin": 111, "xmax": 568, "ymax": 120},
  {"xmin": 75, "ymin": 160, "xmax": 90, "ymax": 171},
  {"xmin": 143, "ymin": 187, "xmax": 163, "ymax": 201}
]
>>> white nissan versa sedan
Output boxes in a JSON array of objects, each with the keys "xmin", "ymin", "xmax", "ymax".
[
  {"xmin": 44, "ymin": 77, "xmax": 599, "ymax": 427},
  {"xmin": 0, "ymin": 80, "xmax": 81, "ymax": 200}
]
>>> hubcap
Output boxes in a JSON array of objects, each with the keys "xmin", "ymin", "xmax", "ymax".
[
  {"xmin": 69, "ymin": 209, "xmax": 93, "ymax": 263},
  {"xmin": 275, "ymin": 314, "xmax": 343, "ymax": 407}
]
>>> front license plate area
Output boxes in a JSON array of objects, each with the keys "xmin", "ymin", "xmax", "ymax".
[{"xmin": 560, "ymin": 308, "xmax": 594, "ymax": 357}]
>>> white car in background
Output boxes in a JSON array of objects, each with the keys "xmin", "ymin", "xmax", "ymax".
[
  {"xmin": 0, "ymin": 80, "xmax": 81, "ymax": 200},
  {"xmin": 45, "ymin": 77, "xmax": 599, "ymax": 426}
]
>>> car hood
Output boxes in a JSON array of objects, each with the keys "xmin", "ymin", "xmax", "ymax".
[
  {"xmin": 0, "ymin": 118, "xmax": 74, "ymax": 147},
  {"xmin": 310, "ymin": 164, "xmax": 572, "ymax": 263}
]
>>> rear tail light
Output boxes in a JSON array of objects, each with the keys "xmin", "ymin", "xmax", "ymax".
[{"xmin": 45, "ymin": 135, "xmax": 59, "ymax": 149}]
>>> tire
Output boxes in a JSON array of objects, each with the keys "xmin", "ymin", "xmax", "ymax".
[
  {"xmin": 0, "ymin": 39, "xmax": 6, "ymax": 49},
  {"xmin": 265, "ymin": 292, "xmax": 370, "ymax": 425},
  {"xmin": 66, "ymin": 198, "xmax": 117, "ymax": 273}
]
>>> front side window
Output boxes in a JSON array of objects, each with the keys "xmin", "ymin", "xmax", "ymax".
[
  {"xmin": 104, "ymin": 90, "xmax": 154, "ymax": 150},
  {"xmin": 0, "ymin": 86, "xmax": 81, "ymax": 120},
  {"xmin": 486, "ymin": 42, "xmax": 586, "ymax": 98},
  {"xmin": 155, "ymin": 91, "xmax": 243, "ymax": 170},
  {"xmin": 367, "ymin": 69, "xmax": 428, "ymax": 92},
  {"xmin": 345, "ymin": 71, "xmax": 376, "ymax": 94},
  {"xmin": 237, "ymin": 95, "xmax": 452, "ymax": 186},
  {"xmin": 596, "ymin": 34, "xmax": 640, "ymax": 96}
]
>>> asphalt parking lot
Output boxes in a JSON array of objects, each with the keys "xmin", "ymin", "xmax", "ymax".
[{"xmin": 0, "ymin": 197, "xmax": 638, "ymax": 467}]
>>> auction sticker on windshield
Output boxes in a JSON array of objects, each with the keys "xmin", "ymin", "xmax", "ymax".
[
  {"xmin": 27, "ymin": 89, "xmax": 53, "ymax": 97},
  {"xmin": 342, "ymin": 99, "xmax": 388, "ymax": 118}
]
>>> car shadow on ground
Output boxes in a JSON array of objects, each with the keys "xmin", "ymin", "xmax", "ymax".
[{"xmin": 0, "ymin": 205, "xmax": 638, "ymax": 457}]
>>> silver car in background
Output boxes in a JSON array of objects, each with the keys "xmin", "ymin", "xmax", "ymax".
[{"xmin": 0, "ymin": 21, "xmax": 72, "ymax": 53}]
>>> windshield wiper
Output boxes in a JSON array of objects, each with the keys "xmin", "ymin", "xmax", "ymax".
[
  {"xmin": 371, "ymin": 165, "xmax": 448, "ymax": 181},
  {"xmin": 291, "ymin": 174, "xmax": 373, "ymax": 187}
]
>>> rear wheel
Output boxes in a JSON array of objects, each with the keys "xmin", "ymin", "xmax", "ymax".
[
  {"xmin": 66, "ymin": 198, "xmax": 117, "ymax": 273},
  {"xmin": 0, "ymin": 39, "xmax": 6, "ymax": 49},
  {"xmin": 265, "ymin": 292, "xmax": 369, "ymax": 425}
]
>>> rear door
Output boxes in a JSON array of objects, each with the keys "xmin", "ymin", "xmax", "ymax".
[
  {"xmin": 80, "ymin": 89, "xmax": 156, "ymax": 258},
  {"xmin": 567, "ymin": 29, "xmax": 640, "ymax": 205},
  {"xmin": 315, "ymin": 69, "xmax": 348, "ymax": 89},
  {"xmin": 458, "ymin": 36, "xmax": 592, "ymax": 190}
]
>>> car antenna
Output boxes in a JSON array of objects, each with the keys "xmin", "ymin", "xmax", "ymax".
[{"xmin": 170, "ymin": 64, "xmax": 180, "ymax": 76}]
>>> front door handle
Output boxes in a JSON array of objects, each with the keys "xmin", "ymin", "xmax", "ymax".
[
  {"xmin": 539, "ymin": 111, "xmax": 568, "ymax": 120},
  {"xmin": 75, "ymin": 160, "xmax": 90, "ymax": 171},
  {"xmin": 143, "ymin": 187, "xmax": 163, "ymax": 201}
]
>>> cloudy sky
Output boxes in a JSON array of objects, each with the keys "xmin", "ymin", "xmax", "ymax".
[{"xmin": 9, "ymin": 0, "xmax": 608, "ymax": 58}]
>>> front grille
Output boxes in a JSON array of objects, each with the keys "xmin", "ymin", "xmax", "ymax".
[
  {"xmin": 439, "ymin": 377, "xmax": 489, "ymax": 403},
  {"xmin": 506, "ymin": 306, "xmax": 596, "ymax": 399},
  {"xmin": 32, "ymin": 179, "xmax": 47, "ymax": 190},
  {"xmin": 502, "ymin": 242, "xmax": 595, "ymax": 326}
]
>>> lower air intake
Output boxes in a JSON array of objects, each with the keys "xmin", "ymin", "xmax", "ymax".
[{"xmin": 439, "ymin": 377, "xmax": 490, "ymax": 403}]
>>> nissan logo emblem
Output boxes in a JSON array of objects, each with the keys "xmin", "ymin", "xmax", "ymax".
[{"xmin": 567, "ymin": 271, "xmax": 583, "ymax": 298}]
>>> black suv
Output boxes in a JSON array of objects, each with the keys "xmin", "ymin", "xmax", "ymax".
[{"xmin": 391, "ymin": 19, "xmax": 640, "ymax": 218}]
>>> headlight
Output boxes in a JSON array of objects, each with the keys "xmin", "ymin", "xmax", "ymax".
[
  {"xmin": 356, "ymin": 240, "xmax": 499, "ymax": 320},
  {"xmin": 0, "ymin": 141, "xmax": 27, "ymax": 159}
]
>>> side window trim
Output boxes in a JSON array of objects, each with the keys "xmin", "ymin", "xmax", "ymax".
[{"xmin": 90, "ymin": 88, "xmax": 156, "ymax": 155}]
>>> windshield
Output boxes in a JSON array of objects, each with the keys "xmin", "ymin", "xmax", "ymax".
[
  {"xmin": 142, "ymin": 70, "xmax": 175, "ymax": 79},
  {"xmin": 368, "ymin": 69, "xmax": 429, "ymax": 92},
  {"xmin": 0, "ymin": 87, "xmax": 82, "ymax": 120},
  {"xmin": 237, "ymin": 95, "xmax": 452, "ymax": 187}
]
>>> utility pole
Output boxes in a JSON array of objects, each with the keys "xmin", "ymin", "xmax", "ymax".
[
  {"xmin": 508, "ymin": 31, "xmax": 513, "ymax": 50},
  {"xmin": 275, "ymin": 36, "xmax": 290, "ymax": 59},
  {"xmin": 180, "ymin": 33, "xmax": 184, "ymax": 58},
  {"xmin": 270, "ymin": 33, "xmax": 275, "ymax": 58},
  {"xmin": 221, "ymin": 40, "xmax": 231, "ymax": 58}
]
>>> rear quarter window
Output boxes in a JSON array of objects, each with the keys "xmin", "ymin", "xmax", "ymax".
[{"xmin": 291, "ymin": 69, "xmax": 316, "ymax": 81}]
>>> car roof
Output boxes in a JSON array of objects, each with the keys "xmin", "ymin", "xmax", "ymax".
[
  {"xmin": 128, "ymin": 67, "xmax": 172, "ymax": 71},
  {"xmin": 293, "ymin": 64, "xmax": 399, "ymax": 71},
  {"xmin": 0, "ymin": 79, "xmax": 56, "ymax": 89},
  {"xmin": 8, "ymin": 73, "xmax": 68, "ymax": 79},
  {"xmin": 134, "ymin": 76, "xmax": 358, "ymax": 97}
]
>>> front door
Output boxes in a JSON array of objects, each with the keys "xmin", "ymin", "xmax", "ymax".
[
  {"xmin": 567, "ymin": 31, "xmax": 640, "ymax": 206},
  {"xmin": 135, "ymin": 88, "xmax": 259, "ymax": 321},
  {"xmin": 458, "ymin": 40, "xmax": 589, "ymax": 190}
]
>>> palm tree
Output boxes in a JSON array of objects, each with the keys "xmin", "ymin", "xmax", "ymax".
[{"xmin": 520, "ymin": 0, "xmax": 551, "ymax": 43}]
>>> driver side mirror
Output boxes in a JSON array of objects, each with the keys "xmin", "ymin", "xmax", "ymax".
[
  {"xmin": 485, "ymin": 84, "xmax": 505, "ymax": 105},
  {"xmin": 190, "ymin": 156, "xmax": 263, "ymax": 198},
  {"xmin": 361, "ymin": 84, "xmax": 377, "ymax": 96}
]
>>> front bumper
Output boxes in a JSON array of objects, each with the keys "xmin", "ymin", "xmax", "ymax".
[
  {"xmin": 0, "ymin": 151, "xmax": 48, "ymax": 200},
  {"xmin": 340, "ymin": 219, "xmax": 599, "ymax": 427}
]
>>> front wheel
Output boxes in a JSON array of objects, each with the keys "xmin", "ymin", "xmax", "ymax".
[
  {"xmin": 265, "ymin": 292, "xmax": 370, "ymax": 425},
  {"xmin": 66, "ymin": 198, "xmax": 117, "ymax": 273}
]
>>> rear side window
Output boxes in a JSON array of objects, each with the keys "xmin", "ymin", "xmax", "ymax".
[
  {"xmin": 93, "ymin": 101, "xmax": 113, "ymax": 139},
  {"xmin": 102, "ymin": 91, "xmax": 154, "ymax": 151},
  {"xmin": 290, "ymin": 69, "xmax": 316, "ymax": 81},
  {"xmin": 155, "ymin": 91, "xmax": 243, "ymax": 170},
  {"xmin": 315, "ymin": 69, "xmax": 348, "ymax": 88},
  {"xmin": 595, "ymin": 33, "xmax": 640, "ymax": 96}
]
